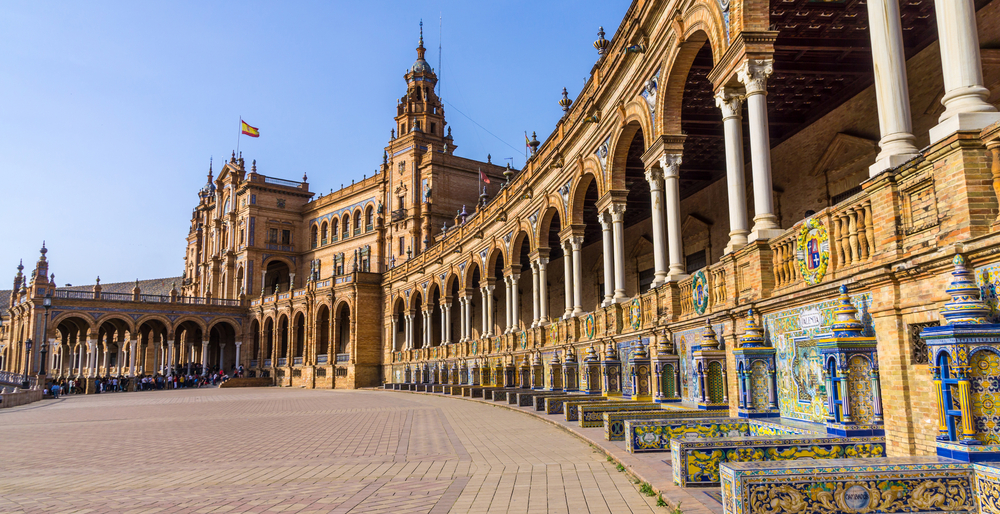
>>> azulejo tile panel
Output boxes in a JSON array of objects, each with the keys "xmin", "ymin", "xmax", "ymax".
[
  {"xmin": 676, "ymin": 323, "xmax": 725, "ymax": 402},
  {"xmin": 762, "ymin": 293, "xmax": 874, "ymax": 422},
  {"xmin": 975, "ymin": 262, "xmax": 1000, "ymax": 322},
  {"xmin": 971, "ymin": 349, "xmax": 1000, "ymax": 445},
  {"xmin": 671, "ymin": 435, "xmax": 885, "ymax": 486},
  {"xmin": 751, "ymin": 361, "xmax": 770, "ymax": 411},
  {"xmin": 720, "ymin": 457, "xmax": 976, "ymax": 514},
  {"xmin": 973, "ymin": 463, "xmax": 1000, "ymax": 514},
  {"xmin": 624, "ymin": 418, "xmax": 811, "ymax": 453},
  {"xmin": 847, "ymin": 355, "xmax": 875, "ymax": 426}
]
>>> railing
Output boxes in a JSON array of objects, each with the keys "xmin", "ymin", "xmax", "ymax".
[
  {"xmin": 264, "ymin": 359, "xmax": 272, "ymax": 367},
  {"xmin": 250, "ymin": 360, "xmax": 258, "ymax": 368},
  {"xmin": 709, "ymin": 264, "xmax": 727, "ymax": 308},
  {"xmin": 831, "ymin": 199, "xmax": 875, "ymax": 271},
  {"xmin": 335, "ymin": 353, "xmax": 350, "ymax": 363},
  {"xmin": 678, "ymin": 277, "xmax": 693, "ymax": 317},
  {"xmin": 261, "ymin": 175, "xmax": 304, "ymax": 188},
  {"xmin": 771, "ymin": 227, "xmax": 800, "ymax": 290},
  {"xmin": 265, "ymin": 243, "xmax": 294, "ymax": 252},
  {"xmin": 391, "ymin": 208, "xmax": 407, "ymax": 223},
  {"xmin": 0, "ymin": 371, "xmax": 36, "ymax": 388},
  {"xmin": 139, "ymin": 294, "xmax": 170, "ymax": 303},
  {"xmin": 292, "ymin": 357, "xmax": 303, "ymax": 366},
  {"xmin": 317, "ymin": 354, "xmax": 328, "ymax": 364},
  {"xmin": 101, "ymin": 292, "xmax": 132, "ymax": 301},
  {"xmin": 277, "ymin": 358, "xmax": 287, "ymax": 366},
  {"xmin": 53, "ymin": 290, "xmax": 94, "ymax": 300}
]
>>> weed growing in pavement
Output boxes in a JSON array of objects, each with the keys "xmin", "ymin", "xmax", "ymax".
[
  {"xmin": 640, "ymin": 482, "xmax": 655, "ymax": 496},
  {"xmin": 616, "ymin": 463, "xmax": 625, "ymax": 472},
  {"xmin": 656, "ymin": 494, "xmax": 668, "ymax": 508}
]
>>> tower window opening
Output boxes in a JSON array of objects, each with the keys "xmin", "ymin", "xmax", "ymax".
[{"xmin": 430, "ymin": 123, "xmax": 436, "ymax": 135}]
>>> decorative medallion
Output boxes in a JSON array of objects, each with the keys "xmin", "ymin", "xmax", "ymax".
[
  {"xmin": 585, "ymin": 313, "xmax": 597, "ymax": 339},
  {"xmin": 471, "ymin": 340, "xmax": 478, "ymax": 356},
  {"xmin": 692, "ymin": 270, "xmax": 709, "ymax": 315},
  {"xmin": 796, "ymin": 218, "xmax": 830, "ymax": 285},
  {"xmin": 548, "ymin": 323, "xmax": 559, "ymax": 344},
  {"xmin": 629, "ymin": 297, "xmax": 642, "ymax": 331},
  {"xmin": 519, "ymin": 331, "xmax": 527, "ymax": 350}
]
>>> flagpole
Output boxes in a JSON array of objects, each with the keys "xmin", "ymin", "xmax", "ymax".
[{"xmin": 236, "ymin": 115, "xmax": 242, "ymax": 160}]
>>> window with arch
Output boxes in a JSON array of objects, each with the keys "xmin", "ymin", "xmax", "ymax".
[
  {"xmin": 353, "ymin": 210, "xmax": 362, "ymax": 235},
  {"xmin": 310, "ymin": 225, "xmax": 318, "ymax": 249},
  {"xmin": 331, "ymin": 219, "xmax": 339, "ymax": 241},
  {"xmin": 320, "ymin": 221, "xmax": 328, "ymax": 245},
  {"xmin": 365, "ymin": 206, "xmax": 374, "ymax": 231},
  {"xmin": 341, "ymin": 215, "xmax": 350, "ymax": 239}
]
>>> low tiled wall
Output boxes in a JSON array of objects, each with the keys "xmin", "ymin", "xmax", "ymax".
[
  {"xmin": 624, "ymin": 418, "xmax": 812, "ymax": 453},
  {"xmin": 0, "ymin": 388, "xmax": 44, "ymax": 408},
  {"xmin": 565, "ymin": 400, "xmax": 649, "ymax": 422},
  {"xmin": 603, "ymin": 409, "xmax": 730, "ymax": 441},
  {"xmin": 720, "ymin": 457, "xmax": 975, "ymax": 514},
  {"xmin": 672, "ymin": 434, "xmax": 885, "ymax": 487},
  {"xmin": 974, "ymin": 463, "xmax": 1000, "ymax": 514},
  {"xmin": 578, "ymin": 403, "xmax": 666, "ymax": 427},
  {"xmin": 542, "ymin": 395, "xmax": 605, "ymax": 414}
]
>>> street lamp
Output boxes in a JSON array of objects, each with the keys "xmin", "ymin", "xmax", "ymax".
[
  {"xmin": 41, "ymin": 292, "xmax": 52, "ymax": 378},
  {"xmin": 22, "ymin": 339, "xmax": 32, "ymax": 389}
]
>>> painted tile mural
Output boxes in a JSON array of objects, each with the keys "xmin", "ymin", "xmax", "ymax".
[
  {"xmin": 675, "ymin": 323, "xmax": 726, "ymax": 402},
  {"xmin": 975, "ymin": 262, "xmax": 1000, "ymax": 322},
  {"xmin": 761, "ymin": 292, "xmax": 874, "ymax": 422}
]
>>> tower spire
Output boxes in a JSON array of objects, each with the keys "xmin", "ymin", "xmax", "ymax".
[{"xmin": 417, "ymin": 20, "xmax": 426, "ymax": 60}]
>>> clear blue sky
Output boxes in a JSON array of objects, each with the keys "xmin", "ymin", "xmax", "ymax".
[{"xmin": 0, "ymin": 1, "xmax": 625, "ymax": 287}]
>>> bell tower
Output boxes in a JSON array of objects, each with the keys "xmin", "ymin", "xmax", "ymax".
[{"xmin": 394, "ymin": 21, "xmax": 451, "ymax": 148}]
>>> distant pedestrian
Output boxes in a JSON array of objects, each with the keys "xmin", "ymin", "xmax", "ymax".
[{"xmin": 50, "ymin": 383, "xmax": 60, "ymax": 399}]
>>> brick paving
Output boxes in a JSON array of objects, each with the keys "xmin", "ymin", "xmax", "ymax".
[{"xmin": 0, "ymin": 388, "xmax": 663, "ymax": 513}]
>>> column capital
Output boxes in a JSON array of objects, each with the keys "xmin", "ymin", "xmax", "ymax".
[
  {"xmin": 658, "ymin": 153, "xmax": 683, "ymax": 179},
  {"xmin": 737, "ymin": 58, "xmax": 773, "ymax": 95},
  {"xmin": 714, "ymin": 88, "xmax": 745, "ymax": 119},
  {"xmin": 598, "ymin": 211, "xmax": 613, "ymax": 230},
  {"xmin": 569, "ymin": 235, "xmax": 585, "ymax": 249},
  {"xmin": 608, "ymin": 203, "xmax": 626, "ymax": 223},
  {"xmin": 643, "ymin": 167, "xmax": 663, "ymax": 187}
]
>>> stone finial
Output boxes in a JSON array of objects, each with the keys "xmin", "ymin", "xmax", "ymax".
[
  {"xmin": 831, "ymin": 284, "xmax": 866, "ymax": 337},
  {"xmin": 656, "ymin": 330, "xmax": 674, "ymax": 355},
  {"xmin": 303, "ymin": 172, "xmax": 308, "ymax": 182},
  {"xmin": 132, "ymin": 279, "xmax": 141, "ymax": 294},
  {"xmin": 559, "ymin": 87, "xmax": 573, "ymax": 113},
  {"xmin": 740, "ymin": 308, "xmax": 766, "ymax": 348},
  {"xmin": 252, "ymin": 159, "xmax": 257, "ymax": 173},
  {"xmin": 633, "ymin": 339, "xmax": 648, "ymax": 359},
  {"xmin": 700, "ymin": 319, "xmax": 720, "ymax": 350},
  {"xmin": 584, "ymin": 345, "xmax": 599, "ymax": 363},
  {"xmin": 940, "ymin": 254, "xmax": 990, "ymax": 325},
  {"xmin": 604, "ymin": 340, "xmax": 618, "ymax": 361},
  {"xmin": 564, "ymin": 348, "xmax": 577, "ymax": 363},
  {"xmin": 39, "ymin": 241, "xmax": 47, "ymax": 259},
  {"xmin": 532, "ymin": 351, "xmax": 542, "ymax": 366},
  {"xmin": 550, "ymin": 350, "xmax": 561, "ymax": 365},
  {"xmin": 593, "ymin": 26, "xmax": 610, "ymax": 56},
  {"xmin": 520, "ymin": 355, "xmax": 530, "ymax": 369},
  {"xmin": 17, "ymin": 259, "xmax": 23, "ymax": 273}
]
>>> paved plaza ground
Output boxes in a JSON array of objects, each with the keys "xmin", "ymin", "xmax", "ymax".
[{"xmin": 0, "ymin": 388, "xmax": 664, "ymax": 513}]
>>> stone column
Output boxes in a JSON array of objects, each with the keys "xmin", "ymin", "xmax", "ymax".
[
  {"xmin": 424, "ymin": 308, "xmax": 432, "ymax": 347},
  {"xmin": 442, "ymin": 301, "xmax": 451, "ymax": 344},
  {"xmin": 570, "ymin": 236, "xmax": 586, "ymax": 315},
  {"xmin": 404, "ymin": 314, "xmax": 413, "ymax": 349},
  {"xmin": 480, "ymin": 287, "xmax": 490, "ymax": 336},
  {"xmin": 201, "ymin": 340, "xmax": 208, "ymax": 375},
  {"xmin": 645, "ymin": 167, "xmax": 669, "ymax": 287},
  {"xmin": 866, "ymin": 0, "xmax": 920, "ymax": 175},
  {"xmin": 530, "ymin": 261, "xmax": 540, "ymax": 327},
  {"xmin": 659, "ymin": 153, "xmax": 687, "ymax": 280},
  {"xmin": 738, "ymin": 59, "xmax": 782, "ymax": 242},
  {"xmin": 218, "ymin": 343, "xmax": 225, "ymax": 372},
  {"xmin": 511, "ymin": 272, "xmax": 520, "ymax": 331},
  {"xmin": 562, "ymin": 239, "xmax": 574, "ymax": 319},
  {"xmin": 485, "ymin": 284, "xmax": 496, "ymax": 336},
  {"xmin": 538, "ymin": 258, "xmax": 550, "ymax": 324},
  {"xmin": 929, "ymin": 0, "xmax": 1000, "ymax": 142},
  {"xmin": 390, "ymin": 316, "xmax": 399, "ymax": 350},
  {"xmin": 716, "ymin": 87, "xmax": 750, "ymax": 253},
  {"xmin": 129, "ymin": 338, "xmax": 137, "ymax": 377},
  {"xmin": 458, "ymin": 298, "xmax": 467, "ymax": 342},
  {"xmin": 234, "ymin": 342, "xmax": 242, "ymax": 369},
  {"xmin": 598, "ymin": 212, "xmax": 615, "ymax": 307},
  {"xmin": 504, "ymin": 276, "xmax": 513, "ymax": 333},
  {"xmin": 609, "ymin": 203, "xmax": 628, "ymax": 302}
]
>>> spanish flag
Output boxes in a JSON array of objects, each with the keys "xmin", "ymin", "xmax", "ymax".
[
  {"xmin": 241, "ymin": 120, "xmax": 260, "ymax": 138},
  {"xmin": 525, "ymin": 131, "xmax": 530, "ymax": 148}
]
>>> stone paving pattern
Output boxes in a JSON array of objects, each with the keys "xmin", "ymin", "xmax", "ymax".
[{"xmin": 0, "ymin": 388, "xmax": 662, "ymax": 513}]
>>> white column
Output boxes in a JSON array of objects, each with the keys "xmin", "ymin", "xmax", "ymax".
[
  {"xmin": 738, "ymin": 59, "xmax": 782, "ymax": 242},
  {"xmin": 425, "ymin": 309, "xmax": 432, "ymax": 347},
  {"xmin": 659, "ymin": 153, "xmax": 688, "ymax": 280},
  {"xmin": 609, "ymin": 203, "xmax": 628, "ymax": 302},
  {"xmin": 129, "ymin": 338, "xmax": 137, "ymax": 377},
  {"xmin": 405, "ymin": 314, "xmax": 413, "ymax": 349},
  {"xmin": 930, "ymin": 0, "xmax": 1000, "ymax": 142},
  {"xmin": 201, "ymin": 341, "xmax": 208, "ymax": 375},
  {"xmin": 562, "ymin": 239, "xmax": 574, "ymax": 319},
  {"xmin": 102, "ymin": 348, "xmax": 109, "ymax": 374},
  {"xmin": 442, "ymin": 302, "xmax": 451, "ymax": 343},
  {"xmin": 645, "ymin": 168, "xmax": 669, "ymax": 287},
  {"xmin": 464, "ymin": 296, "xmax": 473, "ymax": 340},
  {"xmin": 481, "ymin": 287, "xmax": 490, "ymax": 336},
  {"xmin": 390, "ymin": 316, "xmax": 399, "ymax": 349},
  {"xmin": 538, "ymin": 258, "xmax": 550, "ymax": 324},
  {"xmin": 598, "ymin": 212, "xmax": 615, "ymax": 307},
  {"xmin": 218, "ymin": 343, "xmax": 225, "ymax": 371},
  {"xmin": 510, "ymin": 273, "xmax": 520, "ymax": 330},
  {"xmin": 458, "ymin": 298, "xmax": 467, "ymax": 341},
  {"xmin": 716, "ymin": 88, "xmax": 750, "ymax": 253},
  {"xmin": 866, "ymin": 0, "xmax": 920, "ymax": 176},
  {"xmin": 571, "ymin": 236, "xmax": 585, "ymax": 314},
  {"xmin": 88, "ymin": 341, "xmax": 97, "ymax": 377},
  {"xmin": 485, "ymin": 284, "xmax": 496, "ymax": 336},
  {"xmin": 530, "ymin": 261, "xmax": 540, "ymax": 327},
  {"xmin": 504, "ymin": 276, "xmax": 513, "ymax": 333},
  {"xmin": 235, "ymin": 341, "xmax": 242, "ymax": 368}
]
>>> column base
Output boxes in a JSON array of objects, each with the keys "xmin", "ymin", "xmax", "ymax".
[
  {"xmin": 748, "ymin": 228, "xmax": 785, "ymax": 243},
  {"xmin": 930, "ymin": 111, "xmax": 1000, "ymax": 145},
  {"xmin": 869, "ymin": 152, "xmax": 920, "ymax": 177},
  {"xmin": 666, "ymin": 272, "xmax": 689, "ymax": 282}
]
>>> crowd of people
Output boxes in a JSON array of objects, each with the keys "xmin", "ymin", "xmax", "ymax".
[{"xmin": 46, "ymin": 364, "xmax": 246, "ymax": 398}]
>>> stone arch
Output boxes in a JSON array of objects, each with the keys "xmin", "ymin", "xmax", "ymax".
[
  {"xmin": 443, "ymin": 272, "xmax": 460, "ymax": 294},
  {"xmin": 353, "ymin": 208, "xmax": 363, "ymax": 235},
  {"xmin": 608, "ymin": 120, "xmax": 646, "ymax": 192},
  {"xmin": 334, "ymin": 299, "xmax": 352, "ymax": 354},
  {"xmin": 485, "ymin": 246, "xmax": 505, "ymax": 277},
  {"xmin": 341, "ymin": 213, "xmax": 351, "ymax": 238},
  {"xmin": 463, "ymin": 258, "xmax": 483, "ymax": 290},
  {"xmin": 509, "ymin": 230, "xmax": 532, "ymax": 266},
  {"xmin": 171, "ymin": 316, "xmax": 208, "ymax": 335},
  {"xmin": 208, "ymin": 317, "xmax": 242, "ymax": 339},
  {"xmin": 135, "ymin": 314, "xmax": 173, "ymax": 337},
  {"xmin": 94, "ymin": 314, "xmax": 136, "ymax": 335},
  {"xmin": 310, "ymin": 223, "xmax": 319, "ymax": 248},
  {"xmin": 568, "ymin": 172, "xmax": 600, "ymax": 226},
  {"xmin": 536, "ymin": 204, "xmax": 563, "ymax": 249},
  {"xmin": 408, "ymin": 288, "xmax": 423, "ymax": 312},
  {"xmin": 660, "ymin": 29, "xmax": 715, "ymax": 136},
  {"xmin": 51, "ymin": 311, "xmax": 96, "ymax": 333}
]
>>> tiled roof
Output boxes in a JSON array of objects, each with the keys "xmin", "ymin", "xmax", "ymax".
[
  {"xmin": 0, "ymin": 289, "xmax": 10, "ymax": 317},
  {"xmin": 62, "ymin": 277, "xmax": 183, "ymax": 296}
]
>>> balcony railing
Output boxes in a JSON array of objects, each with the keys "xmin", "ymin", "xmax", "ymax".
[
  {"xmin": 293, "ymin": 357, "xmax": 303, "ymax": 366},
  {"xmin": 51, "ymin": 290, "xmax": 240, "ymax": 307},
  {"xmin": 264, "ymin": 359, "xmax": 272, "ymax": 367},
  {"xmin": 317, "ymin": 354, "xmax": 328, "ymax": 364},
  {"xmin": 277, "ymin": 358, "xmax": 287, "ymax": 366},
  {"xmin": 391, "ymin": 208, "xmax": 407, "ymax": 223},
  {"xmin": 335, "ymin": 353, "xmax": 350, "ymax": 363}
]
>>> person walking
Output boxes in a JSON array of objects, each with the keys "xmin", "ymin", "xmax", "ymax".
[{"xmin": 50, "ymin": 382, "xmax": 60, "ymax": 399}]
